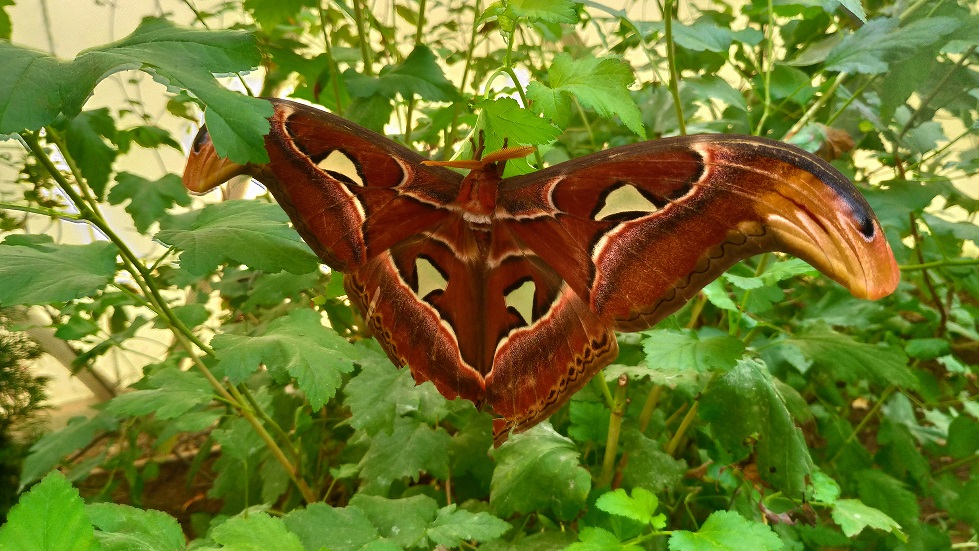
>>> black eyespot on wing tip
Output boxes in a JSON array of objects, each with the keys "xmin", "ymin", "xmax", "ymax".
[
  {"xmin": 192, "ymin": 126, "xmax": 211, "ymax": 153},
  {"xmin": 857, "ymin": 211, "xmax": 876, "ymax": 239}
]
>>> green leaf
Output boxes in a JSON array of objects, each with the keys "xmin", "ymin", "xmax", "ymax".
[
  {"xmin": 595, "ymin": 488, "xmax": 666, "ymax": 529},
  {"xmin": 699, "ymin": 359, "xmax": 813, "ymax": 496},
  {"xmin": 211, "ymin": 308, "xmax": 359, "ymax": 409},
  {"xmin": 831, "ymin": 499, "xmax": 905, "ymax": 540},
  {"xmin": 668, "ymin": 511, "xmax": 782, "ymax": 551},
  {"xmin": 358, "ymin": 416, "xmax": 452, "ymax": 490},
  {"xmin": 107, "ymin": 172, "xmax": 191, "ymax": 233},
  {"xmin": 0, "ymin": 43, "xmax": 67, "ymax": 133},
  {"xmin": 102, "ymin": 368, "xmax": 213, "ymax": 420},
  {"xmin": 642, "ymin": 329, "xmax": 745, "ymax": 373},
  {"xmin": 527, "ymin": 80, "xmax": 573, "ymax": 126},
  {"xmin": 620, "ymin": 430, "xmax": 687, "ymax": 493},
  {"xmin": 87, "ymin": 503, "xmax": 185, "ymax": 551},
  {"xmin": 568, "ymin": 527, "xmax": 636, "ymax": 551},
  {"xmin": 0, "ymin": 0, "xmax": 12, "ymax": 40},
  {"xmin": 343, "ymin": 347, "xmax": 450, "ymax": 436},
  {"xmin": 824, "ymin": 17, "xmax": 961, "ymax": 74},
  {"xmin": 67, "ymin": 17, "xmax": 272, "ymax": 163},
  {"xmin": 543, "ymin": 54, "xmax": 645, "ymax": 138},
  {"xmin": 241, "ymin": 271, "xmax": 320, "ymax": 312},
  {"xmin": 427, "ymin": 504, "xmax": 512, "ymax": 548},
  {"xmin": 0, "ymin": 240, "xmax": 117, "ymax": 306},
  {"xmin": 349, "ymin": 494, "xmax": 438, "ymax": 549},
  {"xmin": 690, "ymin": 75, "xmax": 747, "ymax": 112},
  {"xmin": 64, "ymin": 108, "xmax": 118, "ymax": 199},
  {"xmin": 282, "ymin": 503, "xmax": 381, "ymax": 551},
  {"xmin": 702, "ymin": 280, "xmax": 738, "ymax": 311},
  {"xmin": 568, "ymin": 400, "xmax": 610, "ymax": 443},
  {"xmin": 856, "ymin": 470, "xmax": 919, "ymax": 528},
  {"xmin": 808, "ymin": 471, "xmax": 841, "ymax": 504},
  {"xmin": 0, "ymin": 18, "xmax": 272, "ymax": 163},
  {"xmin": 903, "ymin": 337, "xmax": 951, "ymax": 360},
  {"xmin": 490, "ymin": 422, "xmax": 591, "ymax": 520},
  {"xmin": 672, "ymin": 21, "xmax": 733, "ymax": 52},
  {"xmin": 210, "ymin": 512, "xmax": 305, "ymax": 551},
  {"xmin": 345, "ymin": 46, "xmax": 459, "ymax": 102},
  {"xmin": 950, "ymin": 477, "xmax": 979, "ymax": 528},
  {"xmin": 244, "ymin": 0, "xmax": 316, "ymax": 26},
  {"xmin": 0, "ymin": 472, "xmax": 98, "ymax": 551},
  {"xmin": 20, "ymin": 413, "xmax": 119, "ymax": 489},
  {"xmin": 476, "ymin": 96, "xmax": 562, "ymax": 148},
  {"xmin": 507, "ymin": 0, "xmax": 576, "ymax": 23},
  {"xmin": 946, "ymin": 414, "xmax": 979, "ymax": 459},
  {"xmin": 155, "ymin": 200, "xmax": 319, "ymax": 275},
  {"xmin": 782, "ymin": 324, "xmax": 915, "ymax": 388},
  {"xmin": 837, "ymin": 0, "xmax": 867, "ymax": 22}
]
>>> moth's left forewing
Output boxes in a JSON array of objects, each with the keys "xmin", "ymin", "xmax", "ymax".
[{"xmin": 184, "ymin": 99, "xmax": 463, "ymax": 272}]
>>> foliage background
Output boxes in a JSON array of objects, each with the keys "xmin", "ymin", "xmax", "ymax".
[{"xmin": 0, "ymin": 0, "xmax": 978, "ymax": 549}]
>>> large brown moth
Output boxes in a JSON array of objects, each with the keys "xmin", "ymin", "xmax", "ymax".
[{"xmin": 183, "ymin": 98, "xmax": 900, "ymax": 444}]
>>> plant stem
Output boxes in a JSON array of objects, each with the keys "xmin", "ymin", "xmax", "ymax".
[
  {"xmin": 786, "ymin": 71, "xmax": 847, "ymax": 137},
  {"xmin": 352, "ymin": 0, "xmax": 373, "ymax": 75},
  {"xmin": 403, "ymin": 0, "xmax": 428, "ymax": 144},
  {"xmin": 638, "ymin": 384, "xmax": 663, "ymax": 433},
  {"xmin": 594, "ymin": 370, "xmax": 616, "ymax": 409},
  {"xmin": 665, "ymin": 401, "xmax": 698, "ymax": 456},
  {"xmin": 900, "ymin": 258, "xmax": 979, "ymax": 271},
  {"xmin": 753, "ymin": 0, "xmax": 775, "ymax": 136},
  {"xmin": 22, "ymin": 131, "xmax": 317, "ymax": 504},
  {"xmin": 0, "ymin": 202, "xmax": 82, "ymax": 220},
  {"xmin": 598, "ymin": 374, "xmax": 628, "ymax": 488},
  {"xmin": 829, "ymin": 385, "xmax": 896, "ymax": 465},
  {"xmin": 319, "ymin": 2, "xmax": 345, "ymax": 115},
  {"xmin": 909, "ymin": 212, "xmax": 948, "ymax": 335},
  {"xmin": 899, "ymin": 46, "xmax": 976, "ymax": 139},
  {"xmin": 663, "ymin": 0, "xmax": 687, "ymax": 135},
  {"xmin": 825, "ymin": 75, "xmax": 878, "ymax": 127}
]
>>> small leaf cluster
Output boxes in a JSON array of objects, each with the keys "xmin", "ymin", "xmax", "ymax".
[{"xmin": 1, "ymin": 0, "xmax": 978, "ymax": 549}]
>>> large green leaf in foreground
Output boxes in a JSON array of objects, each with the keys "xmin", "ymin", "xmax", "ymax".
[
  {"xmin": 0, "ymin": 237, "xmax": 117, "ymax": 306},
  {"xmin": 0, "ymin": 17, "xmax": 271, "ymax": 164}
]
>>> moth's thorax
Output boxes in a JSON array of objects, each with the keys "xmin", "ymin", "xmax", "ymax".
[{"xmin": 456, "ymin": 165, "xmax": 501, "ymax": 222}]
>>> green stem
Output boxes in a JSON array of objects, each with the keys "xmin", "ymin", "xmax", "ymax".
[
  {"xmin": 663, "ymin": 0, "xmax": 687, "ymax": 135},
  {"xmin": 786, "ymin": 71, "xmax": 847, "ymax": 137},
  {"xmin": 665, "ymin": 401, "xmax": 698, "ymax": 456},
  {"xmin": 594, "ymin": 370, "xmax": 616, "ymax": 410},
  {"xmin": 442, "ymin": 0, "xmax": 482, "ymax": 158},
  {"xmin": 935, "ymin": 452, "xmax": 979, "ymax": 475},
  {"xmin": 829, "ymin": 385, "xmax": 896, "ymax": 465},
  {"xmin": 573, "ymin": 97, "xmax": 597, "ymax": 148},
  {"xmin": 238, "ymin": 384, "xmax": 301, "ymax": 463},
  {"xmin": 319, "ymin": 2, "xmax": 345, "ymax": 116},
  {"xmin": 900, "ymin": 258, "xmax": 979, "ymax": 271},
  {"xmin": 825, "ymin": 75, "xmax": 878, "ymax": 127},
  {"xmin": 899, "ymin": 46, "xmax": 976, "ymax": 139},
  {"xmin": 753, "ymin": 0, "xmax": 775, "ymax": 136},
  {"xmin": 500, "ymin": 66, "xmax": 544, "ymax": 166},
  {"xmin": 0, "ymin": 202, "xmax": 82, "ymax": 220},
  {"xmin": 638, "ymin": 385, "xmax": 663, "ymax": 433},
  {"xmin": 403, "ymin": 0, "xmax": 428, "ymax": 144},
  {"xmin": 598, "ymin": 374, "xmax": 628, "ymax": 488},
  {"xmin": 23, "ymin": 131, "xmax": 316, "ymax": 504},
  {"xmin": 352, "ymin": 0, "xmax": 374, "ymax": 75}
]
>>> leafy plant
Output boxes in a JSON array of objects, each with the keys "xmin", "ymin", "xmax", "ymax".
[
  {"xmin": 0, "ymin": 311, "xmax": 47, "ymax": 524},
  {"xmin": 1, "ymin": 0, "xmax": 978, "ymax": 549}
]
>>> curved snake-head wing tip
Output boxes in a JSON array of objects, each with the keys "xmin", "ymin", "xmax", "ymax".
[{"xmin": 182, "ymin": 126, "xmax": 250, "ymax": 194}]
